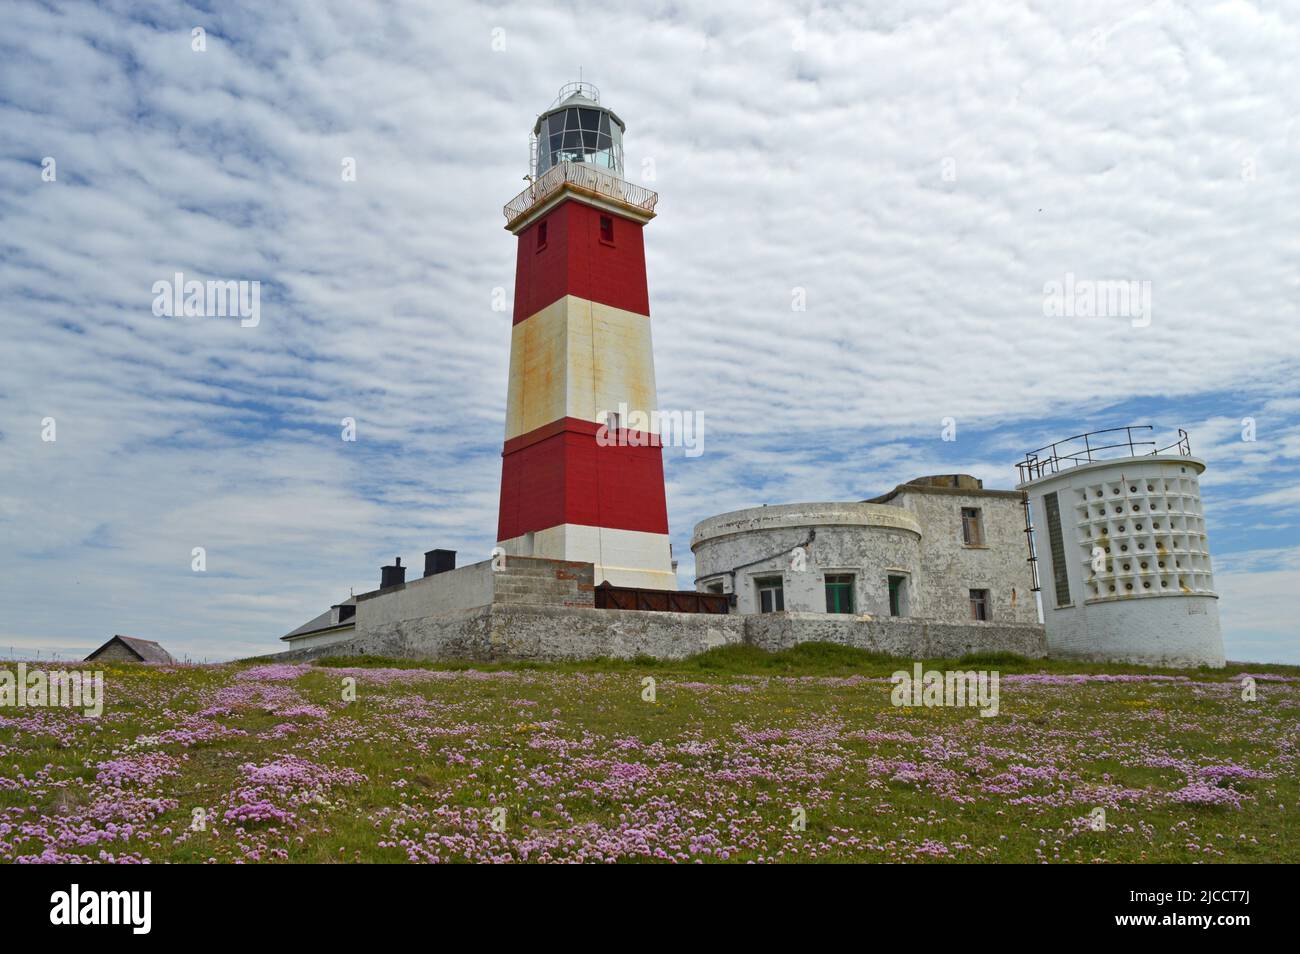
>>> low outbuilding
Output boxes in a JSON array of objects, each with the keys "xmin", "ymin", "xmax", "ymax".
[{"xmin": 85, "ymin": 635, "xmax": 175, "ymax": 664}]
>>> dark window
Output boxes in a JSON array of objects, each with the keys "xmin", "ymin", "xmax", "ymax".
[
  {"xmin": 1044, "ymin": 491, "xmax": 1072, "ymax": 607},
  {"xmin": 825, "ymin": 574, "xmax": 855, "ymax": 614},
  {"xmin": 888, "ymin": 575, "xmax": 907, "ymax": 617},
  {"xmin": 539, "ymin": 107, "xmax": 620, "ymax": 172},
  {"xmin": 706, "ymin": 581, "xmax": 724, "ymax": 595},
  {"xmin": 961, "ymin": 507, "xmax": 984, "ymax": 545},
  {"xmin": 756, "ymin": 576, "xmax": 784, "ymax": 613},
  {"xmin": 599, "ymin": 215, "xmax": 614, "ymax": 243},
  {"xmin": 537, "ymin": 220, "xmax": 547, "ymax": 249},
  {"xmin": 969, "ymin": 589, "xmax": 990, "ymax": 621}
]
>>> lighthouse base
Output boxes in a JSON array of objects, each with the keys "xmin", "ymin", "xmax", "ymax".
[{"xmin": 497, "ymin": 524, "xmax": 676, "ymax": 590}]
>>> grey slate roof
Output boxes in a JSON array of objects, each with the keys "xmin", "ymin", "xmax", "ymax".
[
  {"xmin": 281, "ymin": 597, "xmax": 357, "ymax": 641},
  {"xmin": 86, "ymin": 635, "xmax": 176, "ymax": 664}
]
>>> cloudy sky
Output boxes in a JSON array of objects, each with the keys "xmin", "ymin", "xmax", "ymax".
[{"xmin": 2, "ymin": 0, "xmax": 1297, "ymax": 662}]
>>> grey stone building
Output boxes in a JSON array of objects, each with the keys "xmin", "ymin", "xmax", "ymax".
[
  {"xmin": 85, "ymin": 635, "xmax": 175, "ymax": 664},
  {"xmin": 692, "ymin": 475, "xmax": 1039, "ymax": 627}
]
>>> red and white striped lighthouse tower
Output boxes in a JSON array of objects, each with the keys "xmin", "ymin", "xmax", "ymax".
[{"xmin": 497, "ymin": 83, "xmax": 675, "ymax": 589}]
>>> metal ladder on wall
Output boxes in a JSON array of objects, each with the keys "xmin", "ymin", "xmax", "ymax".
[{"xmin": 1021, "ymin": 492, "xmax": 1041, "ymax": 593}]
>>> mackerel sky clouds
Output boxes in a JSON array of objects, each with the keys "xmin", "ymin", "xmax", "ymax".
[{"xmin": 1, "ymin": 0, "xmax": 1298, "ymax": 661}]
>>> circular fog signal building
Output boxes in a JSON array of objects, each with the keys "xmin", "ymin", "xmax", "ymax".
[{"xmin": 1017, "ymin": 427, "xmax": 1224, "ymax": 668}]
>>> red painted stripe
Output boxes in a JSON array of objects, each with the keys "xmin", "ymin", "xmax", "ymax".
[
  {"xmin": 498, "ymin": 421, "xmax": 669, "ymax": 540},
  {"xmin": 513, "ymin": 199, "xmax": 650, "ymax": 323},
  {"xmin": 504, "ymin": 416, "xmax": 662, "ymax": 455}
]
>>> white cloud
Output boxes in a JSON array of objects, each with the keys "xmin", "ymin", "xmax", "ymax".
[{"xmin": 0, "ymin": 0, "xmax": 1297, "ymax": 661}]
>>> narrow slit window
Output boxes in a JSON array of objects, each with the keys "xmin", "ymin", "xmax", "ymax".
[
  {"xmin": 537, "ymin": 220, "xmax": 548, "ymax": 249},
  {"xmin": 1044, "ymin": 491, "xmax": 1072, "ymax": 607},
  {"xmin": 599, "ymin": 214, "xmax": 614, "ymax": 243},
  {"xmin": 888, "ymin": 575, "xmax": 908, "ymax": 617}
]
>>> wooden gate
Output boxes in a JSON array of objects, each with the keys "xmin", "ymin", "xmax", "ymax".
[{"xmin": 594, "ymin": 582, "xmax": 730, "ymax": 614}]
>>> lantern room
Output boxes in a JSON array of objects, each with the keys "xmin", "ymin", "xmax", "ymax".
[{"xmin": 532, "ymin": 82, "xmax": 625, "ymax": 177}]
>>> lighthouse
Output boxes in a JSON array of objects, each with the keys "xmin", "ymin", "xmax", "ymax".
[{"xmin": 496, "ymin": 83, "xmax": 676, "ymax": 590}]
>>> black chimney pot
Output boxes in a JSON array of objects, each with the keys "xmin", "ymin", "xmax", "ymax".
[
  {"xmin": 424, "ymin": 549, "xmax": 457, "ymax": 577},
  {"xmin": 380, "ymin": 556, "xmax": 406, "ymax": 589}
]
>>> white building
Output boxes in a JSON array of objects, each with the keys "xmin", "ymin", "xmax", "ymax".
[
  {"xmin": 1016, "ymin": 427, "xmax": 1224, "ymax": 668},
  {"xmin": 692, "ymin": 475, "xmax": 1041, "ymax": 626}
]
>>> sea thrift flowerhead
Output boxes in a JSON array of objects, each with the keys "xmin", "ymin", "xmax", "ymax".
[
  {"xmin": 1170, "ymin": 782, "xmax": 1245, "ymax": 807},
  {"xmin": 95, "ymin": 752, "xmax": 183, "ymax": 788}
]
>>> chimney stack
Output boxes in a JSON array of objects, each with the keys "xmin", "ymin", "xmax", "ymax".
[
  {"xmin": 424, "ymin": 549, "xmax": 456, "ymax": 577},
  {"xmin": 380, "ymin": 557, "xmax": 406, "ymax": 589}
]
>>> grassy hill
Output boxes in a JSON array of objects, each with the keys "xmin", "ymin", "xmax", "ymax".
[{"xmin": 1, "ymin": 645, "xmax": 1296, "ymax": 863}]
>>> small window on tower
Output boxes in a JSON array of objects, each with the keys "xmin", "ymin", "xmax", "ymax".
[
  {"xmin": 599, "ymin": 215, "xmax": 614, "ymax": 244},
  {"xmin": 537, "ymin": 220, "xmax": 548, "ymax": 250}
]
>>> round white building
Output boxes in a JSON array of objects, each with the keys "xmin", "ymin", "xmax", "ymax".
[
  {"xmin": 692, "ymin": 502, "xmax": 924, "ymax": 616},
  {"xmin": 1016, "ymin": 427, "xmax": 1224, "ymax": 668},
  {"xmin": 691, "ymin": 477, "xmax": 1042, "ymax": 626}
]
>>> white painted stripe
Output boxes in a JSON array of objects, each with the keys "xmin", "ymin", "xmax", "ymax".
[
  {"xmin": 498, "ymin": 524, "xmax": 676, "ymax": 590},
  {"xmin": 505, "ymin": 295, "xmax": 660, "ymax": 441}
]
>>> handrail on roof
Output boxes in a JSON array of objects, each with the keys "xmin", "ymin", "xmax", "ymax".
[
  {"xmin": 503, "ymin": 161, "xmax": 658, "ymax": 224},
  {"xmin": 1016, "ymin": 425, "xmax": 1191, "ymax": 484}
]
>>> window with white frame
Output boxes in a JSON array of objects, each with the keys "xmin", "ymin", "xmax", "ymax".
[{"xmin": 755, "ymin": 576, "xmax": 784, "ymax": 613}]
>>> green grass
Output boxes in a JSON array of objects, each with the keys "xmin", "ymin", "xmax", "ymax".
[
  {"xmin": 312, "ymin": 642, "xmax": 1297, "ymax": 679},
  {"xmin": 2, "ymin": 645, "xmax": 1297, "ymax": 863}
]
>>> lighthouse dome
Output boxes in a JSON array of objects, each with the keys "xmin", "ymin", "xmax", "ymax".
[{"xmin": 533, "ymin": 82, "xmax": 625, "ymax": 177}]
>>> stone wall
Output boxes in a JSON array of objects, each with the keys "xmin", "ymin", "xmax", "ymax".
[
  {"xmin": 354, "ymin": 561, "xmax": 496, "ymax": 630},
  {"xmin": 744, "ymin": 612, "xmax": 1047, "ymax": 658},
  {"xmin": 89, "ymin": 641, "xmax": 142, "ymax": 663},
  {"xmin": 351, "ymin": 556, "xmax": 593, "ymax": 633},
  {"xmin": 269, "ymin": 603, "xmax": 1044, "ymax": 664},
  {"xmin": 489, "ymin": 556, "xmax": 595, "ymax": 608},
  {"xmin": 275, "ymin": 603, "xmax": 745, "ymax": 663}
]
